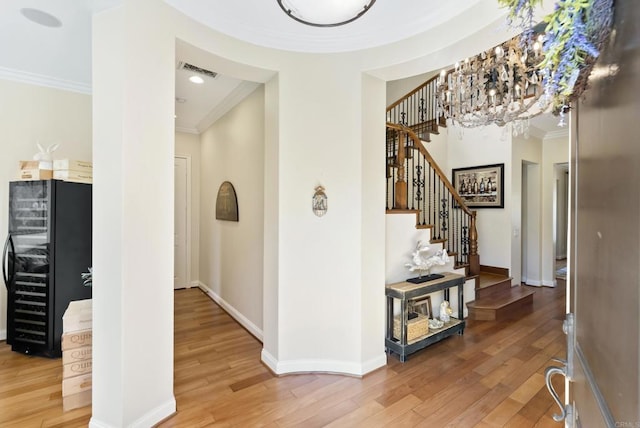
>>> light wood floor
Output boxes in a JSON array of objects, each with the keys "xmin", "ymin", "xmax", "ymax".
[{"xmin": 0, "ymin": 284, "xmax": 566, "ymax": 427}]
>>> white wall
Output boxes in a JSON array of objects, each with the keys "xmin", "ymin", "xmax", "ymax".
[
  {"xmin": 447, "ymin": 125, "xmax": 513, "ymax": 271},
  {"xmin": 360, "ymin": 73, "xmax": 387, "ymax": 372},
  {"xmin": 542, "ymin": 135, "xmax": 569, "ymax": 285},
  {"xmin": 512, "ymin": 134, "xmax": 543, "ymax": 285},
  {"xmin": 175, "ymin": 132, "xmax": 201, "ymax": 285},
  {"xmin": 198, "ymin": 85, "xmax": 265, "ymax": 337},
  {"xmin": 0, "ymin": 79, "xmax": 92, "ymax": 340},
  {"xmin": 386, "ymin": 70, "xmax": 439, "ymax": 106},
  {"xmin": 261, "ymin": 58, "xmax": 387, "ymax": 375},
  {"xmin": 92, "ymin": 3, "xmax": 175, "ymax": 426}
]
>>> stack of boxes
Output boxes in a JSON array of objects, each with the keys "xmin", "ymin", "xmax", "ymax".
[
  {"xmin": 15, "ymin": 159, "xmax": 93, "ymax": 183},
  {"xmin": 53, "ymin": 159, "xmax": 93, "ymax": 184},
  {"xmin": 61, "ymin": 299, "xmax": 93, "ymax": 411},
  {"xmin": 16, "ymin": 160, "xmax": 53, "ymax": 180}
]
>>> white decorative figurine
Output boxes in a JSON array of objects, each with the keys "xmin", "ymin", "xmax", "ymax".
[
  {"xmin": 33, "ymin": 143, "xmax": 59, "ymax": 162},
  {"xmin": 405, "ymin": 241, "xmax": 449, "ymax": 283},
  {"xmin": 440, "ymin": 300, "xmax": 453, "ymax": 323}
]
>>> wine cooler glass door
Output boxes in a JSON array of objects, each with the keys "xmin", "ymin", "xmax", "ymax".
[{"xmin": 8, "ymin": 180, "xmax": 52, "ymax": 352}]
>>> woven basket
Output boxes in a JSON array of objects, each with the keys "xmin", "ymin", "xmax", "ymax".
[{"xmin": 393, "ymin": 313, "xmax": 429, "ymax": 342}]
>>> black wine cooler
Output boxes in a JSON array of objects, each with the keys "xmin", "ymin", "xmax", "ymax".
[{"xmin": 2, "ymin": 180, "xmax": 92, "ymax": 357}]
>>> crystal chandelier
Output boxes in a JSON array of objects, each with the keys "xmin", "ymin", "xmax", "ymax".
[
  {"xmin": 276, "ymin": 0, "xmax": 376, "ymax": 27},
  {"xmin": 436, "ymin": 35, "xmax": 547, "ymax": 134}
]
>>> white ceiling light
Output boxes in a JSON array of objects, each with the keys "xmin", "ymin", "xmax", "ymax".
[
  {"xmin": 189, "ymin": 75, "xmax": 204, "ymax": 84},
  {"xmin": 276, "ymin": 0, "xmax": 376, "ymax": 27},
  {"xmin": 20, "ymin": 8, "xmax": 62, "ymax": 28}
]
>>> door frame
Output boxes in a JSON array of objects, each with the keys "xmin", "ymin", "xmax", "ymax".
[{"xmin": 175, "ymin": 154, "xmax": 192, "ymax": 289}]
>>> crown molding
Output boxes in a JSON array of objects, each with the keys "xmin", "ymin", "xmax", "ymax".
[
  {"xmin": 544, "ymin": 128, "xmax": 570, "ymax": 140},
  {"xmin": 175, "ymin": 126, "xmax": 200, "ymax": 135},
  {"xmin": 0, "ymin": 66, "xmax": 91, "ymax": 94},
  {"xmin": 197, "ymin": 81, "xmax": 261, "ymax": 133}
]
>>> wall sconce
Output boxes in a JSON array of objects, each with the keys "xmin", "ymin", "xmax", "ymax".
[{"xmin": 312, "ymin": 186, "xmax": 327, "ymax": 217}]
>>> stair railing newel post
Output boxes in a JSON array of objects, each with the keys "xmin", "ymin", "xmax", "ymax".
[
  {"xmin": 469, "ymin": 211, "xmax": 480, "ymax": 275},
  {"xmin": 394, "ymin": 130, "xmax": 408, "ymax": 209}
]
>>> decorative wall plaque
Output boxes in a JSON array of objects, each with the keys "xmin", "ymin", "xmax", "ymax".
[
  {"xmin": 215, "ymin": 181, "xmax": 239, "ymax": 221},
  {"xmin": 312, "ymin": 186, "xmax": 327, "ymax": 217}
]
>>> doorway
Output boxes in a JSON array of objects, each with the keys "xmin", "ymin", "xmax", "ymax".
[
  {"xmin": 521, "ymin": 160, "xmax": 541, "ymax": 286},
  {"xmin": 174, "ymin": 155, "xmax": 191, "ymax": 289},
  {"xmin": 553, "ymin": 163, "xmax": 568, "ymax": 282}
]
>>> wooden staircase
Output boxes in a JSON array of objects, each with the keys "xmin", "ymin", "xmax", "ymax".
[
  {"xmin": 466, "ymin": 266, "xmax": 536, "ymax": 321},
  {"xmin": 386, "ymin": 74, "xmax": 533, "ymax": 324}
]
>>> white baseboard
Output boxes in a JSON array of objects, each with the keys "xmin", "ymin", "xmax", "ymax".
[
  {"xmin": 0, "ymin": 329, "xmax": 6, "ymax": 341},
  {"xmin": 542, "ymin": 279, "xmax": 556, "ymax": 287},
  {"xmin": 523, "ymin": 279, "xmax": 542, "ymax": 286},
  {"xmin": 89, "ymin": 398, "xmax": 176, "ymax": 428},
  {"xmin": 89, "ymin": 419, "xmax": 111, "ymax": 428},
  {"xmin": 130, "ymin": 398, "xmax": 176, "ymax": 428},
  {"xmin": 197, "ymin": 281, "xmax": 264, "ymax": 342},
  {"xmin": 261, "ymin": 349, "xmax": 279, "ymax": 374},
  {"xmin": 261, "ymin": 348, "xmax": 386, "ymax": 377}
]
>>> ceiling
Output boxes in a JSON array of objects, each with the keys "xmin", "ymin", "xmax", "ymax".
[{"xmin": 0, "ymin": 0, "xmax": 564, "ymax": 136}]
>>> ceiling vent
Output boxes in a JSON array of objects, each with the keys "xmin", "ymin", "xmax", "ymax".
[{"xmin": 176, "ymin": 61, "xmax": 218, "ymax": 79}]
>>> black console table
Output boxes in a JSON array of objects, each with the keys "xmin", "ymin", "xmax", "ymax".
[{"xmin": 385, "ymin": 272, "xmax": 465, "ymax": 362}]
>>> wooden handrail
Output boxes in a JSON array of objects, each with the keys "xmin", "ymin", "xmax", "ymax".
[
  {"xmin": 386, "ymin": 73, "xmax": 441, "ymax": 112},
  {"xmin": 386, "ymin": 122, "xmax": 473, "ymax": 218}
]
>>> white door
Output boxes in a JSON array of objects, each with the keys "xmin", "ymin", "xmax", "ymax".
[
  {"xmin": 174, "ymin": 156, "xmax": 189, "ymax": 289},
  {"xmin": 545, "ymin": 3, "xmax": 639, "ymax": 425}
]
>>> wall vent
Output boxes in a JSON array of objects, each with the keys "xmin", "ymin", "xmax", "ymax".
[{"xmin": 176, "ymin": 61, "xmax": 218, "ymax": 79}]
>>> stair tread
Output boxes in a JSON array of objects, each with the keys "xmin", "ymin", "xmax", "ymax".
[
  {"xmin": 386, "ymin": 209, "xmax": 420, "ymax": 214},
  {"xmin": 477, "ymin": 272, "xmax": 511, "ymax": 289},
  {"xmin": 416, "ymin": 224, "xmax": 435, "ymax": 230},
  {"xmin": 467, "ymin": 287, "xmax": 536, "ymax": 310}
]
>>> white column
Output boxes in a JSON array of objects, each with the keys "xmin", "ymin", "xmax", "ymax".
[
  {"xmin": 261, "ymin": 58, "xmax": 387, "ymax": 375},
  {"xmin": 92, "ymin": 2, "xmax": 175, "ymax": 426}
]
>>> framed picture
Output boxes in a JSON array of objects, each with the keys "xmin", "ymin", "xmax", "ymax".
[
  {"xmin": 410, "ymin": 296, "xmax": 433, "ymax": 319},
  {"xmin": 452, "ymin": 163, "xmax": 504, "ymax": 208}
]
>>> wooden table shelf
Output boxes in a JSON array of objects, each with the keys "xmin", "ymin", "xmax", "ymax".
[{"xmin": 385, "ymin": 272, "xmax": 465, "ymax": 362}]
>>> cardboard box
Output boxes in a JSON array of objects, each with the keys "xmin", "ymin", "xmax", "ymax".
[
  {"xmin": 19, "ymin": 160, "xmax": 53, "ymax": 170},
  {"xmin": 62, "ymin": 329, "xmax": 92, "ymax": 350},
  {"xmin": 62, "ymin": 373, "xmax": 92, "ymax": 396},
  {"xmin": 17, "ymin": 160, "xmax": 53, "ymax": 181},
  {"xmin": 53, "ymin": 170, "xmax": 93, "ymax": 184},
  {"xmin": 63, "ymin": 359, "xmax": 93, "ymax": 378},
  {"xmin": 63, "ymin": 299, "xmax": 93, "ymax": 333},
  {"xmin": 16, "ymin": 168, "xmax": 53, "ymax": 181},
  {"xmin": 53, "ymin": 159, "xmax": 93, "ymax": 172},
  {"xmin": 63, "ymin": 346, "xmax": 92, "ymax": 364},
  {"xmin": 63, "ymin": 390, "xmax": 91, "ymax": 412}
]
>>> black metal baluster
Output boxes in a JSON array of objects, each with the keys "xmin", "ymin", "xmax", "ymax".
[
  {"xmin": 413, "ymin": 163, "xmax": 424, "ymax": 222},
  {"xmin": 410, "ymin": 95, "xmax": 413, "ymax": 127},
  {"xmin": 452, "ymin": 194, "xmax": 456, "ymax": 264},
  {"xmin": 461, "ymin": 218, "xmax": 469, "ymax": 266},
  {"xmin": 409, "ymin": 143, "xmax": 414, "ymax": 210},
  {"xmin": 439, "ymin": 183, "xmax": 448, "ymax": 241},
  {"xmin": 422, "ymin": 155, "xmax": 427, "ymax": 225},
  {"xmin": 431, "ymin": 166, "xmax": 436, "ymax": 227},
  {"xmin": 391, "ymin": 132, "xmax": 396, "ymax": 209}
]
